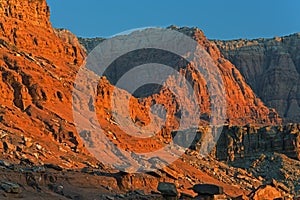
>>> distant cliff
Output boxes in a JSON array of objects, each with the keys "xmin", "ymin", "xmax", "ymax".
[{"xmin": 213, "ymin": 33, "xmax": 300, "ymax": 123}]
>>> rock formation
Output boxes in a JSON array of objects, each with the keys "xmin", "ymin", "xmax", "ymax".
[
  {"xmin": 213, "ymin": 33, "xmax": 300, "ymax": 123},
  {"xmin": 215, "ymin": 124, "xmax": 300, "ymax": 161}
]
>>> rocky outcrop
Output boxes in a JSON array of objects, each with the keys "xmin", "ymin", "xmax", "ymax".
[
  {"xmin": 213, "ymin": 33, "xmax": 300, "ymax": 123},
  {"xmin": 0, "ymin": 0, "xmax": 90, "ymax": 167},
  {"xmin": 215, "ymin": 124, "xmax": 300, "ymax": 161},
  {"xmin": 173, "ymin": 124, "xmax": 300, "ymax": 161}
]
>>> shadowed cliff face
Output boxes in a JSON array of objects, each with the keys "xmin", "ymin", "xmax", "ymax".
[{"xmin": 213, "ymin": 33, "xmax": 300, "ymax": 123}]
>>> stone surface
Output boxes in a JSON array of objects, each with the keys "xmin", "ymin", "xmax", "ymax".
[{"xmin": 48, "ymin": 183, "xmax": 64, "ymax": 195}]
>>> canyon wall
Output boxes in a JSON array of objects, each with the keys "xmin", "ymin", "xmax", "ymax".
[{"xmin": 213, "ymin": 33, "xmax": 300, "ymax": 123}]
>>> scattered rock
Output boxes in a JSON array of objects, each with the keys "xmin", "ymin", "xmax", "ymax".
[
  {"xmin": 157, "ymin": 182, "xmax": 178, "ymax": 197},
  {"xmin": 20, "ymin": 158, "xmax": 35, "ymax": 166},
  {"xmin": 22, "ymin": 136, "xmax": 33, "ymax": 147},
  {"xmin": 160, "ymin": 166, "xmax": 181, "ymax": 180},
  {"xmin": 35, "ymin": 143, "xmax": 43, "ymax": 150},
  {"xmin": 0, "ymin": 142, "xmax": 3, "ymax": 153},
  {"xmin": 0, "ymin": 182, "xmax": 21, "ymax": 194}
]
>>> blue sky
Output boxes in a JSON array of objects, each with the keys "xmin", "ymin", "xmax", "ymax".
[{"xmin": 47, "ymin": 0, "xmax": 300, "ymax": 40}]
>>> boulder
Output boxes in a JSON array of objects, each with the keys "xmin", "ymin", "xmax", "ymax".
[
  {"xmin": 192, "ymin": 184, "xmax": 223, "ymax": 195},
  {"xmin": 157, "ymin": 182, "xmax": 178, "ymax": 197},
  {"xmin": 249, "ymin": 185, "xmax": 282, "ymax": 200}
]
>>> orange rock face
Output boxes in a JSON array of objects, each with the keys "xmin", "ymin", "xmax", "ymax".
[
  {"xmin": 0, "ymin": 0, "xmax": 89, "ymax": 166},
  {"xmin": 167, "ymin": 27, "xmax": 281, "ymax": 126}
]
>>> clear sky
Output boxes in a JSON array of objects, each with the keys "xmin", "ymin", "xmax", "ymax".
[{"xmin": 47, "ymin": 0, "xmax": 300, "ymax": 40}]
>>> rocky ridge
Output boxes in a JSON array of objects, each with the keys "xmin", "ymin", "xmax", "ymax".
[{"xmin": 80, "ymin": 26, "xmax": 281, "ymax": 127}]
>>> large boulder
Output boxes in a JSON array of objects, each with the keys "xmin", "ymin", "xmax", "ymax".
[
  {"xmin": 157, "ymin": 182, "xmax": 178, "ymax": 197},
  {"xmin": 249, "ymin": 185, "xmax": 282, "ymax": 200},
  {"xmin": 192, "ymin": 184, "xmax": 224, "ymax": 195}
]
